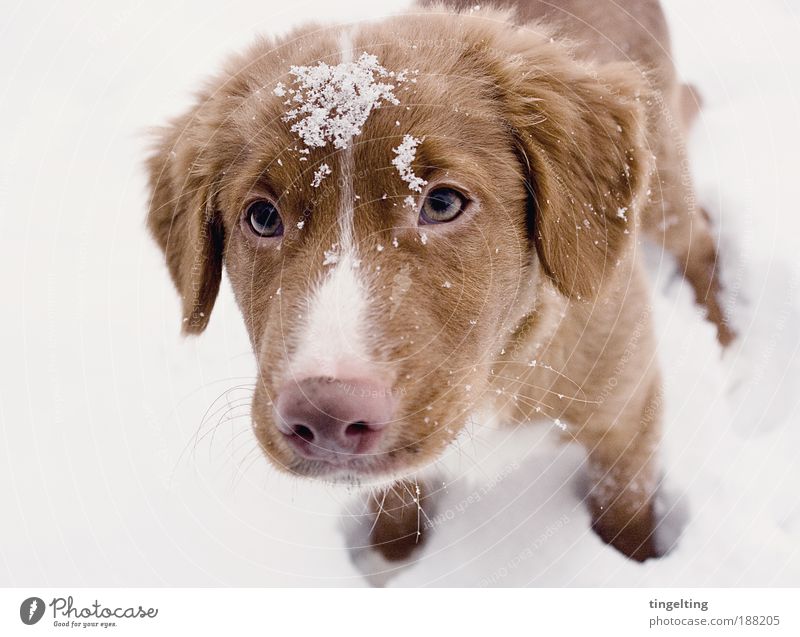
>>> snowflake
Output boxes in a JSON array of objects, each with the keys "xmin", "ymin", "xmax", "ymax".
[
  {"xmin": 279, "ymin": 52, "xmax": 409, "ymax": 150},
  {"xmin": 392, "ymin": 134, "xmax": 427, "ymax": 192},
  {"xmin": 311, "ymin": 163, "xmax": 332, "ymax": 188},
  {"xmin": 323, "ymin": 245, "xmax": 340, "ymax": 266}
]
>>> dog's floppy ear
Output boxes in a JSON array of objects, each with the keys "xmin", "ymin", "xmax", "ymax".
[
  {"xmin": 146, "ymin": 113, "xmax": 224, "ymax": 334},
  {"xmin": 499, "ymin": 45, "xmax": 652, "ymax": 299}
]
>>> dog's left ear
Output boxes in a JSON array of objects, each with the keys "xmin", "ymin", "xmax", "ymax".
[
  {"xmin": 498, "ymin": 45, "xmax": 652, "ymax": 299},
  {"xmin": 146, "ymin": 112, "xmax": 224, "ymax": 334}
]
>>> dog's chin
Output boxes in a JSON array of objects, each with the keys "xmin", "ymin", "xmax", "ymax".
[{"xmin": 277, "ymin": 453, "xmax": 433, "ymax": 490}]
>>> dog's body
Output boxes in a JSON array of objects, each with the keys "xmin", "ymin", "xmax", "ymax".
[{"xmin": 147, "ymin": 0, "xmax": 730, "ymax": 567}]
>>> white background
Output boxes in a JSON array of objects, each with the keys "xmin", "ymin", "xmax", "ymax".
[{"xmin": 1, "ymin": 0, "xmax": 799, "ymax": 586}]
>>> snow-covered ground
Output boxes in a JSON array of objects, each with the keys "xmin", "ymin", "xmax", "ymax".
[{"xmin": 1, "ymin": 0, "xmax": 798, "ymax": 586}]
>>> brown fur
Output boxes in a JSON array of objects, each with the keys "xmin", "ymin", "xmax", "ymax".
[{"xmin": 146, "ymin": 0, "xmax": 731, "ymax": 565}]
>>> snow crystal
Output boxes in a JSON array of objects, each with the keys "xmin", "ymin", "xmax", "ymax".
[
  {"xmin": 617, "ymin": 206, "xmax": 628, "ymax": 221},
  {"xmin": 392, "ymin": 134, "xmax": 427, "ymax": 192},
  {"xmin": 404, "ymin": 195, "xmax": 416, "ymax": 209},
  {"xmin": 311, "ymin": 163, "xmax": 332, "ymax": 188},
  {"xmin": 280, "ymin": 52, "xmax": 409, "ymax": 151},
  {"xmin": 323, "ymin": 245, "xmax": 340, "ymax": 266}
]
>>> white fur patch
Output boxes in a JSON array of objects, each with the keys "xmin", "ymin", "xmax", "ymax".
[
  {"xmin": 285, "ymin": 29, "xmax": 380, "ymax": 384},
  {"xmin": 288, "ymin": 250, "xmax": 372, "ymax": 382}
]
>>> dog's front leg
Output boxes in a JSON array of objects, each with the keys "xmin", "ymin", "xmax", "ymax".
[
  {"xmin": 345, "ymin": 479, "xmax": 436, "ymax": 586},
  {"xmin": 576, "ymin": 379, "xmax": 664, "ymax": 562},
  {"xmin": 367, "ymin": 479, "xmax": 432, "ymax": 562}
]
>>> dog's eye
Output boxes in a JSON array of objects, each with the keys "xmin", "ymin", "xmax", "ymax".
[
  {"xmin": 420, "ymin": 187, "xmax": 467, "ymax": 224},
  {"xmin": 245, "ymin": 200, "xmax": 283, "ymax": 237}
]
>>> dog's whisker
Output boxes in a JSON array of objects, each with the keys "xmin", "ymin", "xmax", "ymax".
[
  {"xmin": 367, "ymin": 488, "xmax": 390, "ymax": 535},
  {"xmin": 176, "ymin": 384, "xmax": 255, "ymax": 470},
  {"xmin": 220, "ymin": 421, "xmax": 259, "ymax": 453},
  {"xmin": 227, "ymin": 443, "xmax": 262, "ymax": 491},
  {"xmin": 191, "ymin": 403, "xmax": 253, "ymax": 464},
  {"xmin": 206, "ymin": 403, "xmax": 253, "ymax": 456},
  {"xmin": 235, "ymin": 447, "xmax": 269, "ymax": 490}
]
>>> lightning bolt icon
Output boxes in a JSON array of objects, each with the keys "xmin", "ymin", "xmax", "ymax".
[{"xmin": 29, "ymin": 599, "xmax": 37, "ymax": 620}]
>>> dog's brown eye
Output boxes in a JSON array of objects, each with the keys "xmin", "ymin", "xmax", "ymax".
[
  {"xmin": 420, "ymin": 187, "xmax": 467, "ymax": 224},
  {"xmin": 245, "ymin": 200, "xmax": 283, "ymax": 237}
]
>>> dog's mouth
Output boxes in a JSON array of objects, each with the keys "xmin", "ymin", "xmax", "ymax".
[
  {"xmin": 275, "ymin": 443, "xmax": 430, "ymax": 487},
  {"xmin": 286, "ymin": 455, "xmax": 408, "ymax": 486}
]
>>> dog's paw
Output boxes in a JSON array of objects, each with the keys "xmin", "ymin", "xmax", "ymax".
[
  {"xmin": 347, "ymin": 541, "xmax": 419, "ymax": 588},
  {"xmin": 591, "ymin": 510, "xmax": 661, "ymax": 563},
  {"xmin": 589, "ymin": 485, "xmax": 687, "ymax": 563},
  {"xmin": 340, "ymin": 481, "xmax": 433, "ymax": 586},
  {"xmin": 341, "ymin": 509, "xmax": 426, "ymax": 587}
]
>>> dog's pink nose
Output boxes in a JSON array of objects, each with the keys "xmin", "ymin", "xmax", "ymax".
[{"xmin": 275, "ymin": 377, "xmax": 394, "ymax": 462}]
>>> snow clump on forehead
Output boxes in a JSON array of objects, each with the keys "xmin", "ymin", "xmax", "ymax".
[{"xmin": 276, "ymin": 52, "xmax": 413, "ymax": 151}]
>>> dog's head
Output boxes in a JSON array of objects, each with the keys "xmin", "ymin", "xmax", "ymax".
[{"xmin": 146, "ymin": 8, "xmax": 650, "ymax": 484}]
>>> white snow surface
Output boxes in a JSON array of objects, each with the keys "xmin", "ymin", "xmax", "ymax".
[{"xmin": 1, "ymin": 0, "xmax": 799, "ymax": 586}]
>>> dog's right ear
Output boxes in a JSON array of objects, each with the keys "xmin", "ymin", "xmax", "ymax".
[
  {"xmin": 490, "ymin": 33, "xmax": 653, "ymax": 300},
  {"xmin": 146, "ymin": 114, "xmax": 224, "ymax": 334}
]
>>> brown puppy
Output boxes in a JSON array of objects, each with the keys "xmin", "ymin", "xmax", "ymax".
[{"xmin": 146, "ymin": 0, "xmax": 730, "ymax": 565}]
